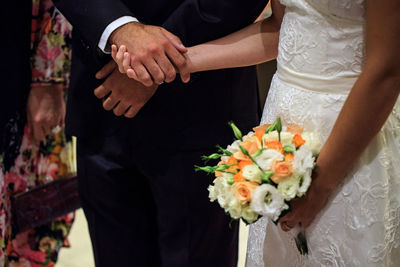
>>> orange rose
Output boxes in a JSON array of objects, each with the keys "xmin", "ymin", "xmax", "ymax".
[
  {"xmin": 227, "ymin": 165, "xmax": 240, "ymax": 173},
  {"xmin": 234, "ymin": 136, "xmax": 261, "ymax": 160},
  {"xmin": 264, "ymin": 141, "xmax": 284, "ymax": 154},
  {"xmin": 292, "ymin": 134, "xmax": 306, "ymax": 148},
  {"xmin": 238, "ymin": 160, "xmax": 253, "ymax": 170},
  {"xmin": 227, "ymin": 156, "xmax": 238, "ymax": 165},
  {"xmin": 253, "ymin": 123, "xmax": 271, "ymax": 134},
  {"xmin": 220, "ymin": 156, "xmax": 238, "ymax": 173},
  {"xmin": 233, "ymin": 181, "xmax": 258, "ymax": 203},
  {"xmin": 284, "ymin": 153, "xmax": 294, "ymax": 162},
  {"xmin": 271, "ymin": 161, "xmax": 293, "ymax": 184},
  {"xmin": 234, "ymin": 172, "xmax": 246, "ymax": 182}
]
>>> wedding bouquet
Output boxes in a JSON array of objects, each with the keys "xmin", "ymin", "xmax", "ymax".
[{"xmin": 195, "ymin": 118, "xmax": 321, "ymax": 254}]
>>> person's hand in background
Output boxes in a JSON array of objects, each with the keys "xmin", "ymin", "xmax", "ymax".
[{"xmin": 26, "ymin": 84, "xmax": 66, "ymax": 142}]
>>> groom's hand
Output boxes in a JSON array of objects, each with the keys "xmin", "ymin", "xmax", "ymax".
[
  {"xmin": 110, "ymin": 22, "xmax": 190, "ymax": 86},
  {"xmin": 94, "ymin": 61, "xmax": 158, "ymax": 118}
]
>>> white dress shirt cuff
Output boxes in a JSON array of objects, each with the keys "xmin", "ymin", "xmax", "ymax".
[{"xmin": 98, "ymin": 16, "xmax": 138, "ymax": 54}]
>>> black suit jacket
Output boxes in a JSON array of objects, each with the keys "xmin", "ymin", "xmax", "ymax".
[
  {"xmin": 54, "ymin": 0, "xmax": 268, "ymax": 151},
  {"xmin": 1, "ymin": 2, "xmax": 31, "ymax": 128},
  {"xmin": 0, "ymin": 2, "xmax": 31, "ymax": 165}
]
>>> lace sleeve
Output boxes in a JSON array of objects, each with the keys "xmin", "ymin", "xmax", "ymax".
[{"xmin": 31, "ymin": 0, "xmax": 72, "ymax": 87}]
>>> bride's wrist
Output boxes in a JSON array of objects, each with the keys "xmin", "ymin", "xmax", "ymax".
[
  {"xmin": 312, "ymin": 160, "xmax": 344, "ymax": 195},
  {"xmin": 185, "ymin": 46, "xmax": 200, "ymax": 74}
]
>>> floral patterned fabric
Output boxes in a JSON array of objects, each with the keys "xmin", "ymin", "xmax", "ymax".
[
  {"xmin": 0, "ymin": 1, "xmax": 74, "ymax": 266},
  {"xmin": 31, "ymin": 0, "xmax": 72, "ymax": 87}
]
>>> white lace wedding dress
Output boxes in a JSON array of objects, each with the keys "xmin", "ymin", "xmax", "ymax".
[{"xmin": 246, "ymin": 0, "xmax": 400, "ymax": 266}]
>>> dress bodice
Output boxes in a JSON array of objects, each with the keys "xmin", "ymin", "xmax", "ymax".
[
  {"xmin": 277, "ymin": 0, "xmax": 365, "ymax": 93},
  {"xmin": 281, "ymin": 0, "xmax": 365, "ymax": 21}
]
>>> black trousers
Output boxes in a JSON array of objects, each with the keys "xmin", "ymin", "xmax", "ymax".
[{"xmin": 77, "ymin": 124, "xmax": 239, "ymax": 267}]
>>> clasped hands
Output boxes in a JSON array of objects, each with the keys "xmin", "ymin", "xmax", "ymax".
[{"xmin": 94, "ymin": 22, "xmax": 191, "ymax": 118}]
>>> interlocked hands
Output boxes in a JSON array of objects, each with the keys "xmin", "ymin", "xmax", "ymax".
[{"xmin": 94, "ymin": 22, "xmax": 190, "ymax": 118}]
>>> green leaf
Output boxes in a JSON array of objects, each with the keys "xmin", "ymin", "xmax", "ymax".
[
  {"xmin": 194, "ymin": 165, "xmax": 217, "ymax": 174},
  {"xmin": 262, "ymin": 171, "xmax": 274, "ymax": 183},
  {"xmin": 216, "ymin": 145, "xmax": 233, "ymax": 156},
  {"xmin": 194, "ymin": 163, "xmax": 236, "ymax": 174},
  {"xmin": 239, "ymin": 145, "xmax": 250, "ymax": 157},
  {"xmin": 252, "ymin": 148, "xmax": 263, "ymax": 158},
  {"xmin": 216, "ymin": 164, "xmax": 233, "ymax": 172},
  {"xmin": 283, "ymin": 145, "xmax": 295, "ymax": 153},
  {"xmin": 276, "ymin": 117, "xmax": 282, "ymax": 133},
  {"xmin": 228, "ymin": 121, "xmax": 243, "ymax": 141},
  {"xmin": 227, "ymin": 179, "xmax": 235, "ymax": 185},
  {"xmin": 201, "ymin": 153, "xmax": 222, "ymax": 163},
  {"xmin": 265, "ymin": 123, "xmax": 276, "ymax": 134},
  {"xmin": 239, "ymin": 145, "xmax": 266, "ymax": 173}
]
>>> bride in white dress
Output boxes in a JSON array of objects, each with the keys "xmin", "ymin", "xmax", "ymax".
[
  {"xmin": 113, "ymin": 0, "xmax": 400, "ymax": 265},
  {"xmin": 245, "ymin": 1, "xmax": 400, "ymax": 266}
]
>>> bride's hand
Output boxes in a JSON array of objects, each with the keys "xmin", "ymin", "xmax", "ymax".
[
  {"xmin": 111, "ymin": 44, "xmax": 138, "ymax": 79},
  {"xmin": 279, "ymin": 171, "xmax": 333, "ymax": 231},
  {"xmin": 111, "ymin": 44, "xmax": 191, "ymax": 85}
]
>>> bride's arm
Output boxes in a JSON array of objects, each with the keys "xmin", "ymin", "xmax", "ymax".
[
  {"xmin": 186, "ymin": 0, "xmax": 285, "ymax": 72},
  {"xmin": 280, "ymin": 0, "xmax": 400, "ymax": 230},
  {"xmin": 112, "ymin": 0, "xmax": 284, "ymax": 78}
]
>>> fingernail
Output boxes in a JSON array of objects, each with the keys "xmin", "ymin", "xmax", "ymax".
[{"xmin": 95, "ymin": 72, "xmax": 101, "ymax": 79}]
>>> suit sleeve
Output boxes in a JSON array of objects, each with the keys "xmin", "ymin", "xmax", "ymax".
[
  {"xmin": 52, "ymin": 0, "xmax": 134, "ymax": 50},
  {"xmin": 53, "ymin": 0, "xmax": 268, "ymax": 53}
]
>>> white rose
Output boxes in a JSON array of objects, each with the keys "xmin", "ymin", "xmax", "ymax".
[
  {"xmin": 255, "ymin": 149, "xmax": 284, "ymax": 171},
  {"xmin": 263, "ymin": 130, "xmax": 279, "ymax": 143},
  {"xmin": 212, "ymin": 174, "xmax": 234, "ymax": 209},
  {"xmin": 250, "ymin": 184, "xmax": 289, "ymax": 221},
  {"xmin": 297, "ymin": 169, "xmax": 312, "ymax": 197},
  {"xmin": 280, "ymin": 132, "xmax": 294, "ymax": 146},
  {"xmin": 242, "ymin": 164, "xmax": 263, "ymax": 183},
  {"xmin": 277, "ymin": 175, "xmax": 300, "ymax": 201},
  {"xmin": 208, "ymin": 185, "xmax": 217, "ymax": 202},
  {"xmin": 221, "ymin": 155, "xmax": 230, "ymax": 163},
  {"xmin": 244, "ymin": 131, "xmax": 255, "ymax": 139},
  {"xmin": 302, "ymin": 132, "xmax": 322, "ymax": 156},
  {"xmin": 227, "ymin": 197, "xmax": 243, "ymax": 219},
  {"xmin": 293, "ymin": 146, "xmax": 315, "ymax": 175},
  {"xmin": 227, "ymin": 140, "xmax": 241, "ymax": 155},
  {"xmin": 241, "ymin": 205, "xmax": 259, "ymax": 224}
]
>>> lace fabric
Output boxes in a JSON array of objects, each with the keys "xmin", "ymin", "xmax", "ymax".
[{"xmin": 246, "ymin": 0, "xmax": 400, "ymax": 266}]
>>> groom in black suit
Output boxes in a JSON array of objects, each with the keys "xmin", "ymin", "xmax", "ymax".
[{"xmin": 53, "ymin": 0, "xmax": 267, "ymax": 266}]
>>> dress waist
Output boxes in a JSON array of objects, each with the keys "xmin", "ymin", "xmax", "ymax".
[{"xmin": 276, "ymin": 63, "xmax": 357, "ymax": 95}]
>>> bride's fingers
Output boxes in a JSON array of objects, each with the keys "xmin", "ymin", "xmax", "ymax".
[
  {"xmin": 279, "ymin": 211, "xmax": 297, "ymax": 231},
  {"xmin": 116, "ymin": 45, "xmax": 127, "ymax": 73},
  {"xmin": 123, "ymin": 52, "xmax": 133, "ymax": 73},
  {"xmin": 280, "ymin": 221, "xmax": 291, "ymax": 232},
  {"xmin": 122, "ymin": 53, "xmax": 140, "ymax": 81},
  {"xmin": 111, "ymin": 44, "xmax": 118, "ymax": 61}
]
